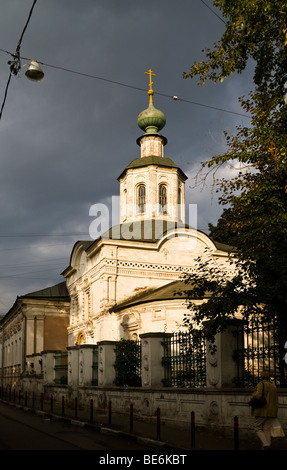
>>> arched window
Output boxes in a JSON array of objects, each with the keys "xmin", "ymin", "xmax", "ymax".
[
  {"xmin": 178, "ymin": 187, "xmax": 182, "ymax": 220},
  {"xmin": 137, "ymin": 184, "xmax": 146, "ymax": 213},
  {"xmin": 159, "ymin": 184, "xmax": 167, "ymax": 212}
]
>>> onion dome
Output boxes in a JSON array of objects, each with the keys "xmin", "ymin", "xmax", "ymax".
[{"xmin": 137, "ymin": 101, "xmax": 166, "ymax": 135}]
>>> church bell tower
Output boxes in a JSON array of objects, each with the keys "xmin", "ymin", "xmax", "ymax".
[{"xmin": 118, "ymin": 70, "xmax": 187, "ymax": 225}]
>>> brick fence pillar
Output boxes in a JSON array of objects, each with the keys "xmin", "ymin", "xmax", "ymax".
[
  {"xmin": 206, "ymin": 320, "xmax": 243, "ymax": 388},
  {"xmin": 140, "ymin": 333, "xmax": 170, "ymax": 388}
]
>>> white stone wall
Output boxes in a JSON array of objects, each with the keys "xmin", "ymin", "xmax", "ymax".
[
  {"xmin": 119, "ymin": 166, "xmax": 185, "ymax": 224},
  {"xmin": 0, "ymin": 306, "xmax": 24, "ymax": 386},
  {"xmin": 140, "ymin": 135, "xmax": 164, "ymax": 158},
  {"xmin": 65, "ymin": 229, "xmax": 233, "ymax": 346}
]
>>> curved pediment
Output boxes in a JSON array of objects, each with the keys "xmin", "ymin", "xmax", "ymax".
[
  {"xmin": 62, "ymin": 240, "xmax": 92, "ymax": 278},
  {"xmin": 156, "ymin": 226, "xmax": 228, "ymax": 256}
]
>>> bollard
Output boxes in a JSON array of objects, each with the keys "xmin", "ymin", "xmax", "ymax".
[
  {"xmin": 234, "ymin": 416, "xmax": 239, "ymax": 450},
  {"xmin": 108, "ymin": 400, "xmax": 112, "ymax": 425},
  {"xmin": 32, "ymin": 392, "xmax": 35, "ymax": 408},
  {"xmin": 62, "ymin": 396, "xmax": 65, "ymax": 416},
  {"xmin": 90, "ymin": 399, "xmax": 94, "ymax": 423},
  {"xmin": 156, "ymin": 407, "xmax": 161, "ymax": 440},
  {"xmin": 50, "ymin": 394, "xmax": 53, "ymax": 414},
  {"xmin": 25, "ymin": 390, "xmax": 28, "ymax": 407},
  {"xmin": 191, "ymin": 411, "xmax": 195, "ymax": 449},
  {"xmin": 40, "ymin": 392, "xmax": 44, "ymax": 411},
  {"xmin": 130, "ymin": 404, "xmax": 134, "ymax": 432}
]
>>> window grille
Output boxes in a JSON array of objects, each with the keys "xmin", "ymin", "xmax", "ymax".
[
  {"xmin": 137, "ymin": 184, "xmax": 146, "ymax": 213},
  {"xmin": 159, "ymin": 184, "xmax": 167, "ymax": 212}
]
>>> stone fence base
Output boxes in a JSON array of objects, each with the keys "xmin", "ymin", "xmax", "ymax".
[{"xmin": 21, "ymin": 380, "xmax": 287, "ymax": 439}]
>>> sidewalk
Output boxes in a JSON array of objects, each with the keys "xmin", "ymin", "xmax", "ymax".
[
  {"xmin": 2, "ymin": 396, "xmax": 287, "ymax": 451},
  {"xmin": 29, "ymin": 399, "xmax": 287, "ymax": 451}
]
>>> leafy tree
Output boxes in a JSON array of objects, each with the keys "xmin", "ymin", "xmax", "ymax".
[
  {"xmin": 182, "ymin": 0, "xmax": 287, "ymax": 384},
  {"xmin": 184, "ymin": 0, "xmax": 287, "ymax": 96}
]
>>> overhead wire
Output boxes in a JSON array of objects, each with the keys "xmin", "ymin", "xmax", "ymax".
[
  {"xmin": 199, "ymin": 0, "xmax": 226, "ymax": 25},
  {"xmin": 0, "ymin": 231, "xmax": 89, "ymax": 237},
  {"xmin": 0, "ymin": 73, "xmax": 12, "ymax": 120},
  {"xmin": 30, "ymin": 56, "xmax": 252, "ymax": 118},
  {"xmin": 0, "ymin": 0, "xmax": 249, "ymax": 121},
  {"xmin": 40, "ymin": 58, "xmax": 250, "ymax": 117},
  {"xmin": 0, "ymin": 47, "xmax": 250, "ymax": 119},
  {"xmin": 0, "ymin": 0, "xmax": 38, "ymax": 120}
]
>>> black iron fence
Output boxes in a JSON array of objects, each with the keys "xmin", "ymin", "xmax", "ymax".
[
  {"xmin": 233, "ymin": 316, "xmax": 287, "ymax": 387},
  {"xmin": 54, "ymin": 351, "xmax": 68, "ymax": 384},
  {"xmin": 114, "ymin": 339, "xmax": 141, "ymax": 386},
  {"xmin": 92, "ymin": 346, "xmax": 98, "ymax": 386},
  {"xmin": 41, "ymin": 321, "xmax": 287, "ymax": 390},
  {"xmin": 162, "ymin": 332, "xmax": 206, "ymax": 388}
]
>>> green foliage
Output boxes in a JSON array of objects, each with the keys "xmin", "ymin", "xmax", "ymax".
[
  {"xmin": 182, "ymin": 0, "xmax": 287, "ymax": 384},
  {"xmin": 184, "ymin": 0, "xmax": 287, "ymax": 94},
  {"xmin": 114, "ymin": 339, "xmax": 141, "ymax": 387}
]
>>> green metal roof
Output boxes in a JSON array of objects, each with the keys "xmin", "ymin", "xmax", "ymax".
[
  {"xmin": 101, "ymin": 219, "xmax": 189, "ymax": 242},
  {"xmin": 20, "ymin": 281, "xmax": 70, "ymax": 301},
  {"xmin": 118, "ymin": 156, "xmax": 187, "ymax": 181},
  {"xmin": 110, "ymin": 280, "xmax": 193, "ymax": 312}
]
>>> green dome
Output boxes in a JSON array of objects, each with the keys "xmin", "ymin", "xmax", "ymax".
[{"xmin": 137, "ymin": 102, "xmax": 166, "ymax": 134}]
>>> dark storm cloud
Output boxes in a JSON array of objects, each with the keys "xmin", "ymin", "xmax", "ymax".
[{"xmin": 0, "ymin": 0, "xmax": 252, "ymax": 312}]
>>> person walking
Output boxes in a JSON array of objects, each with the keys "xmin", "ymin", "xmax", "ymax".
[{"xmin": 251, "ymin": 370, "xmax": 278, "ymax": 450}]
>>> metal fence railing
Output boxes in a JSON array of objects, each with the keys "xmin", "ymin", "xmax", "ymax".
[
  {"xmin": 162, "ymin": 332, "xmax": 206, "ymax": 388},
  {"xmin": 92, "ymin": 346, "xmax": 98, "ymax": 386},
  {"xmin": 233, "ymin": 316, "xmax": 287, "ymax": 387},
  {"xmin": 54, "ymin": 351, "xmax": 68, "ymax": 385},
  {"xmin": 114, "ymin": 340, "xmax": 141, "ymax": 387}
]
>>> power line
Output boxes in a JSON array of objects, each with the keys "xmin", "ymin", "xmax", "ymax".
[
  {"xmin": 1, "ymin": 259, "xmax": 68, "ymax": 269},
  {"xmin": 0, "ymin": 268, "xmax": 65, "ymax": 279},
  {"xmin": 0, "ymin": 73, "xmax": 12, "ymax": 120},
  {"xmin": 16, "ymin": 0, "xmax": 38, "ymax": 53},
  {"xmin": 166, "ymin": 94, "xmax": 248, "ymax": 117},
  {"xmin": 0, "ymin": 232, "xmax": 89, "ymax": 237},
  {"xmin": 0, "ymin": 243, "xmax": 70, "ymax": 252},
  {"xmin": 34, "ymin": 57, "xmax": 250, "ymax": 118},
  {"xmin": 0, "ymin": 0, "xmax": 38, "ymax": 120},
  {"xmin": 199, "ymin": 0, "xmax": 226, "ymax": 25},
  {"xmin": 0, "ymin": 47, "xmax": 250, "ymax": 119}
]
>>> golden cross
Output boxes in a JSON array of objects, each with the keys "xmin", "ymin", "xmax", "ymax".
[{"xmin": 145, "ymin": 69, "xmax": 156, "ymax": 103}]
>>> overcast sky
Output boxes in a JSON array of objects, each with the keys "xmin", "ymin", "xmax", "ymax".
[{"xmin": 0, "ymin": 0, "xmax": 253, "ymax": 314}]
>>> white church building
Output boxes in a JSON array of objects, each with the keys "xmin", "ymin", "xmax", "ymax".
[{"xmin": 62, "ymin": 73, "xmax": 233, "ymax": 347}]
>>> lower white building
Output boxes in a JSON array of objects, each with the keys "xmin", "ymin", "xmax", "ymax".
[{"xmin": 0, "ymin": 282, "xmax": 70, "ymax": 388}]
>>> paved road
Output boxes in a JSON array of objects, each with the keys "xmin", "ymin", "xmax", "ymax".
[{"xmin": 0, "ymin": 402, "xmax": 156, "ymax": 451}]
